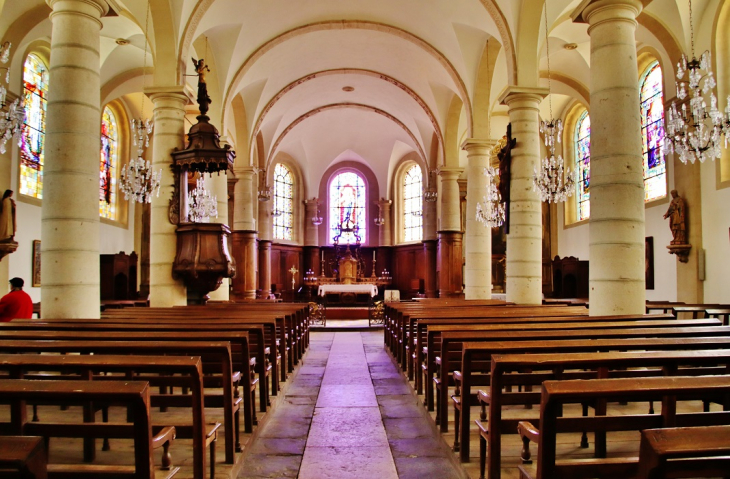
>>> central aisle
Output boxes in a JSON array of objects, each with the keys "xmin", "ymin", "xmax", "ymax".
[{"xmin": 240, "ymin": 330, "xmax": 464, "ymax": 479}]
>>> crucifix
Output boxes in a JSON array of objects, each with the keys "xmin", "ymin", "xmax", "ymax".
[{"xmin": 289, "ymin": 265, "xmax": 298, "ymax": 290}]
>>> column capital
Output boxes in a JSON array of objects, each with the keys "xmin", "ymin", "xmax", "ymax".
[
  {"xmin": 461, "ymin": 138, "xmax": 498, "ymax": 156},
  {"xmin": 376, "ymin": 197, "xmax": 392, "ymax": 207},
  {"xmin": 47, "ymin": 0, "xmax": 109, "ymax": 19},
  {"xmin": 146, "ymin": 86, "xmax": 189, "ymax": 105},
  {"xmin": 234, "ymin": 165, "xmax": 257, "ymax": 178},
  {"xmin": 571, "ymin": 0, "xmax": 647, "ymax": 24},
  {"xmin": 436, "ymin": 167, "xmax": 464, "ymax": 180},
  {"xmin": 304, "ymin": 197, "xmax": 320, "ymax": 207},
  {"xmin": 498, "ymin": 86, "xmax": 549, "ymax": 106}
]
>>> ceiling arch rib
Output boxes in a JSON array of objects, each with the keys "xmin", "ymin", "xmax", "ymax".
[
  {"xmin": 222, "ymin": 20, "xmax": 473, "ymax": 137},
  {"xmin": 263, "ymin": 103, "xmax": 427, "ymax": 170},
  {"xmin": 252, "ymin": 69, "xmax": 444, "ymax": 160}
]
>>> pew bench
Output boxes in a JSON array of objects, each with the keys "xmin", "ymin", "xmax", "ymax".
[
  {"xmin": 516, "ymin": 375, "xmax": 730, "ymax": 479},
  {"xmin": 0, "ymin": 379, "xmax": 178, "ymax": 479},
  {"xmin": 475, "ymin": 349, "xmax": 730, "ymax": 479},
  {"xmin": 0, "ymin": 436, "xmax": 47, "ymax": 479},
  {"xmin": 637, "ymin": 425, "xmax": 730, "ymax": 479}
]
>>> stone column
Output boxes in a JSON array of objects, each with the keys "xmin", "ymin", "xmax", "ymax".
[
  {"xmin": 303, "ymin": 198, "xmax": 320, "ymax": 246},
  {"xmin": 377, "ymin": 198, "xmax": 393, "ymax": 246},
  {"xmin": 573, "ymin": 0, "xmax": 647, "ymax": 315},
  {"xmin": 41, "ymin": 0, "xmax": 108, "ymax": 318},
  {"xmin": 423, "ymin": 195, "xmax": 438, "ymax": 297},
  {"xmin": 462, "ymin": 139, "xmax": 497, "ymax": 299},
  {"xmin": 207, "ymin": 173, "xmax": 230, "ymax": 301},
  {"xmin": 147, "ymin": 88, "xmax": 188, "ymax": 307},
  {"xmin": 257, "ymin": 192, "xmax": 272, "ymax": 298},
  {"xmin": 231, "ymin": 167, "xmax": 257, "ymax": 300},
  {"xmin": 498, "ymin": 87, "xmax": 548, "ymax": 305},
  {"xmin": 437, "ymin": 168, "xmax": 464, "ymax": 297}
]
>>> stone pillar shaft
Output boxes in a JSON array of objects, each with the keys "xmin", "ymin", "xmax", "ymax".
[
  {"xmin": 303, "ymin": 198, "xmax": 320, "ymax": 246},
  {"xmin": 41, "ymin": 0, "xmax": 108, "ymax": 318},
  {"xmin": 438, "ymin": 169, "xmax": 463, "ymax": 231},
  {"xmin": 231, "ymin": 167, "xmax": 257, "ymax": 299},
  {"xmin": 462, "ymin": 139, "xmax": 496, "ymax": 299},
  {"xmin": 148, "ymin": 88, "xmax": 188, "ymax": 307},
  {"xmin": 499, "ymin": 87, "xmax": 548, "ymax": 305},
  {"xmin": 576, "ymin": 0, "xmax": 646, "ymax": 315},
  {"xmin": 377, "ymin": 198, "xmax": 393, "ymax": 246},
  {"xmin": 259, "ymin": 240, "xmax": 272, "ymax": 296}
]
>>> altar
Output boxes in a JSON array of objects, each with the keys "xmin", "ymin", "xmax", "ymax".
[{"xmin": 318, "ymin": 284, "xmax": 378, "ymax": 297}]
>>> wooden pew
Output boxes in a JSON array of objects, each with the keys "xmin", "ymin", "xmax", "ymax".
[
  {"xmin": 516, "ymin": 375, "xmax": 730, "ymax": 479},
  {"xmin": 0, "ymin": 436, "xmax": 47, "ymax": 479},
  {"xmin": 706, "ymin": 308, "xmax": 730, "ymax": 326},
  {"xmin": 0, "ymin": 379, "xmax": 178, "ymax": 479},
  {"xmin": 437, "ymin": 321, "xmax": 725, "ymax": 436},
  {"xmin": 0, "ymin": 354, "xmax": 214, "ymax": 479},
  {"xmin": 637, "ymin": 425, "xmax": 730, "ymax": 479},
  {"xmin": 457, "ymin": 334, "xmax": 730, "ymax": 462},
  {"xmin": 478, "ymin": 349, "xmax": 730, "ymax": 479},
  {"xmin": 0, "ymin": 339, "xmax": 239, "ymax": 465},
  {"xmin": 671, "ymin": 304, "xmax": 729, "ymax": 319}
]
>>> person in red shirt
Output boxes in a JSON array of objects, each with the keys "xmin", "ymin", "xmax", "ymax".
[{"xmin": 0, "ymin": 277, "xmax": 34, "ymax": 322}]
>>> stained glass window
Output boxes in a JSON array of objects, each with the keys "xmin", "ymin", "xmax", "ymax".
[
  {"xmin": 20, "ymin": 54, "xmax": 48, "ymax": 199},
  {"xmin": 640, "ymin": 62, "xmax": 667, "ymax": 202},
  {"xmin": 329, "ymin": 171, "xmax": 366, "ymax": 244},
  {"xmin": 273, "ymin": 163, "xmax": 294, "ymax": 240},
  {"xmin": 99, "ymin": 106, "xmax": 118, "ymax": 219},
  {"xmin": 575, "ymin": 111, "xmax": 591, "ymax": 221},
  {"xmin": 403, "ymin": 164, "xmax": 423, "ymax": 242}
]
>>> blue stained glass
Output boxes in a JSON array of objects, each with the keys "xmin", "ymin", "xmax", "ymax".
[
  {"xmin": 403, "ymin": 165, "xmax": 422, "ymax": 242},
  {"xmin": 273, "ymin": 163, "xmax": 294, "ymax": 240},
  {"xmin": 640, "ymin": 62, "xmax": 667, "ymax": 201},
  {"xmin": 20, "ymin": 54, "xmax": 48, "ymax": 199},
  {"xmin": 575, "ymin": 111, "xmax": 591, "ymax": 221},
  {"xmin": 329, "ymin": 171, "xmax": 366, "ymax": 244},
  {"xmin": 99, "ymin": 106, "xmax": 118, "ymax": 219}
]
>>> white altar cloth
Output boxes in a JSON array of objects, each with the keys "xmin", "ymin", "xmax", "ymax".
[{"xmin": 318, "ymin": 284, "xmax": 378, "ymax": 297}]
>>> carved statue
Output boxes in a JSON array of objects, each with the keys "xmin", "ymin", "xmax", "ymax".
[
  {"xmin": 0, "ymin": 190, "xmax": 16, "ymax": 242},
  {"xmin": 497, "ymin": 123, "xmax": 516, "ymax": 233},
  {"xmin": 192, "ymin": 58, "xmax": 211, "ymax": 115},
  {"xmin": 663, "ymin": 189, "xmax": 686, "ymax": 245}
]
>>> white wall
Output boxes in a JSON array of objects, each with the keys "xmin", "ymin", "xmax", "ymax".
[{"xmin": 701, "ymin": 162, "xmax": 730, "ymax": 303}]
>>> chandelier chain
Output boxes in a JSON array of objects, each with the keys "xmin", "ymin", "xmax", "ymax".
[
  {"xmin": 544, "ymin": 1, "xmax": 553, "ymax": 119},
  {"xmin": 688, "ymin": 0, "xmax": 694, "ymax": 58}
]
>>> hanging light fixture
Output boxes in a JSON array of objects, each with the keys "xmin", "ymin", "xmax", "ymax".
[
  {"xmin": 187, "ymin": 176, "xmax": 218, "ymax": 222},
  {"xmin": 311, "ymin": 208, "xmax": 323, "ymax": 226},
  {"xmin": 373, "ymin": 200, "xmax": 385, "ymax": 226},
  {"xmin": 119, "ymin": 3, "xmax": 161, "ymax": 203},
  {"xmin": 423, "ymin": 169, "xmax": 438, "ymax": 202},
  {"xmin": 664, "ymin": 0, "xmax": 730, "ymax": 164},
  {"xmin": 0, "ymin": 41, "xmax": 25, "ymax": 156},
  {"xmin": 476, "ymin": 165, "xmax": 505, "ymax": 227},
  {"xmin": 256, "ymin": 167, "xmax": 272, "ymax": 201},
  {"xmin": 532, "ymin": 1, "xmax": 576, "ymax": 203}
]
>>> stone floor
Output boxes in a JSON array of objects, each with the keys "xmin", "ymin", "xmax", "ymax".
[{"xmin": 240, "ymin": 330, "xmax": 466, "ymax": 479}]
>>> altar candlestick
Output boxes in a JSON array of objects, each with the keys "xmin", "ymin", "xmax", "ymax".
[{"xmin": 373, "ymin": 250, "xmax": 376, "ymax": 261}]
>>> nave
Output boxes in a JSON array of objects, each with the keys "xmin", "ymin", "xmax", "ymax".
[{"xmin": 241, "ymin": 330, "xmax": 463, "ymax": 479}]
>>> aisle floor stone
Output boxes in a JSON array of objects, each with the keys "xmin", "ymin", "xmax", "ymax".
[{"xmin": 240, "ymin": 330, "xmax": 464, "ymax": 479}]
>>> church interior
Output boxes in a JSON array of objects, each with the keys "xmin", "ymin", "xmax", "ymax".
[{"xmin": 0, "ymin": 0, "xmax": 730, "ymax": 478}]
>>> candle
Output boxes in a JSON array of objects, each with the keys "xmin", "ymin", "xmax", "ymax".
[
  {"xmin": 321, "ymin": 250, "xmax": 324, "ymax": 261},
  {"xmin": 373, "ymin": 250, "xmax": 376, "ymax": 261}
]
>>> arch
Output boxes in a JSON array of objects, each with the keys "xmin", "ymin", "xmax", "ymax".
[
  {"xmin": 472, "ymin": 38, "xmax": 502, "ymax": 139},
  {"xmin": 477, "ymin": 0, "xmax": 517, "ymax": 86},
  {"xmin": 222, "ymin": 21, "xmax": 473, "ymax": 136},
  {"xmin": 251, "ymin": 68, "xmax": 444, "ymax": 161},
  {"xmin": 713, "ymin": 0, "xmax": 730, "ymax": 187},
  {"xmin": 639, "ymin": 60, "xmax": 667, "ymax": 203},
  {"xmin": 18, "ymin": 52, "xmax": 49, "ymax": 201},
  {"xmin": 317, "ymin": 161, "xmax": 379, "ymax": 246},
  {"xmin": 148, "ymin": 0, "xmax": 176, "ymax": 85},
  {"xmin": 263, "ymin": 103, "xmax": 427, "ymax": 170}
]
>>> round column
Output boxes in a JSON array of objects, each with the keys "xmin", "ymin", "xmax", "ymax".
[
  {"xmin": 574, "ymin": 0, "xmax": 646, "ymax": 315},
  {"xmin": 498, "ymin": 87, "xmax": 548, "ymax": 305},
  {"xmin": 462, "ymin": 139, "xmax": 497, "ymax": 299},
  {"xmin": 257, "ymin": 192, "xmax": 272, "ymax": 298},
  {"xmin": 148, "ymin": 88, "xmax": 188, "ymax": 307},
  {"xmin": 438, "ymin": 168, "xmax": 463, "ymax": 231},
  {"xmin": 377, "ymin": 198, "xmax": 392, "ymax": 246},
  {"xmin": 303, "ymin": 198, "xmax": 320, "ymax": 246},
  {"xmin": 437, "ymin": 168, "xmax": 464, "ymax": 297},
  {"xmin": 423, "ymin": 195, "xmax": 438, "ymax": 297},
  {"xmin": 207, "ymin": 173, "xmax": 230, "ymax": 301},
  {"xmin": 231, "ymin": 167, "xmax": 257, "ymax": 299},
  {"xmin": 41, "ymin": 0, "xmax": 109, "ymax": 318}
]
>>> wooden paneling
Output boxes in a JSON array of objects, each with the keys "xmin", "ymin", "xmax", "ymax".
[{"xmin": 392, "ymin": 243, "xmax": 425, "ymax": 300}]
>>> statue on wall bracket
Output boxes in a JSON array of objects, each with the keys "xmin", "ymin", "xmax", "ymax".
[{"xmin": 663, "ymin": 189, "xmax": 691, "ymax": 263}]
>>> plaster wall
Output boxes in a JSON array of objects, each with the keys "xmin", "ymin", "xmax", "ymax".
[{"xmin": 701, "ymin": 163, "xmax": 730, "ymax": 303}]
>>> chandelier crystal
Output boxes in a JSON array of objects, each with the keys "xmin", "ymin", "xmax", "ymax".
[
  {"xmin": 533, "ymin": 119, "xmax": 577, "ymax": 203},
  {"xmin": 119, "ymin": 118, "xmax": 160, "ymax": 203},
  {"xmin": 531, "ymin": 0, "xmax": 576, "ymax": 204},
  {"xmin": 187, "ymin": 177, "xmax": 218, "ymax": 222},
  {"xmin": 423, "ymin": 188, "xmax": 437, "ymax": 203},
  {"xmin": 475, "ymin": 166, "xmax": 505, "ymax": 227},
  {"xmin": 664, "ymin": 36, "xmax": 730, "ymax": 163},
  {"xmin": 312, "ymin": 209, "xmax": 323, "ymax": 226},
  {"xmin": 0, "ymin": 41, "xmax": 24, "ymax": 155}
]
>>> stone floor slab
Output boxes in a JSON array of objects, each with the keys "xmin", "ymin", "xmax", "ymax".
[
  {"xmin": 394, "ymin": 456, "xmax": 463, "ymax": 479},
  {"xmin": 306, "ymin": 406, "xmax": 389, "ymax": 447},
  {"xmin": 298, "ymin": 446, "xmax": 398, "ymax": 479},
  {"xmin": 316, "ymin": 384, "xmax": 378, "ymax": 407},
  {"xmin": 238, "ymin": 453, "xmax": 301, "ymax": 478}
]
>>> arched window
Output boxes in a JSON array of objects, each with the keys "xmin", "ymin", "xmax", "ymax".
[
  {"xmin": 575, "ymin": 111, "xmax": 591, "ymax": 221},
  {"xmin": 640, "ymin": 61, "xmax": 667, "ymax": 202},
  {"xmin": 403, "ymin": 164, "xmax": 423, "ymax": 242},
  {"xmin": 329, "ymin": 171, "xmax": 366, "ymax": 244},
  {"xmin": 273, "ymin": 163, "xmax": 294, "ymax": 240},
  {"xmin": 99, "ymin": 106, "xmax": 118, "ymax": 219},
  {"xmin": 19, "ymin": 54, "xmax": 48, "ymax": 199}
]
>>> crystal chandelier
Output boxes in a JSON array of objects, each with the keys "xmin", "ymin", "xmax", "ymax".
[
  {"xmin": 664, "ymin": 0, "xmax": 730, "ymax": 164},
  {"xmin": 373, "ymin": 201, "xmax": 385, "ymax": 226},
  {"xmin": 119, "ymin": 118, "xmax": 160, "ymax": 203},
  {"xmin": 0, "ymin": 41, "xmax": 25, "ymax": 156},
  {"xmin": 531, "ymin": 0, "xmax": 576, "ymax": 203},
  {"xmin": 424, "ymin": 169, "xmax": 438, "ymax": 202},
  {"xmin": 475, "ymin": 166, "xmax": 505, "ymax": 227},
  {"xmin": 312, "ymin": 209, "xmax": 323, "ymax": 226},
  {"xmin": 187, "ymin": 176, "xmax": 218, "ymax": 222}
]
